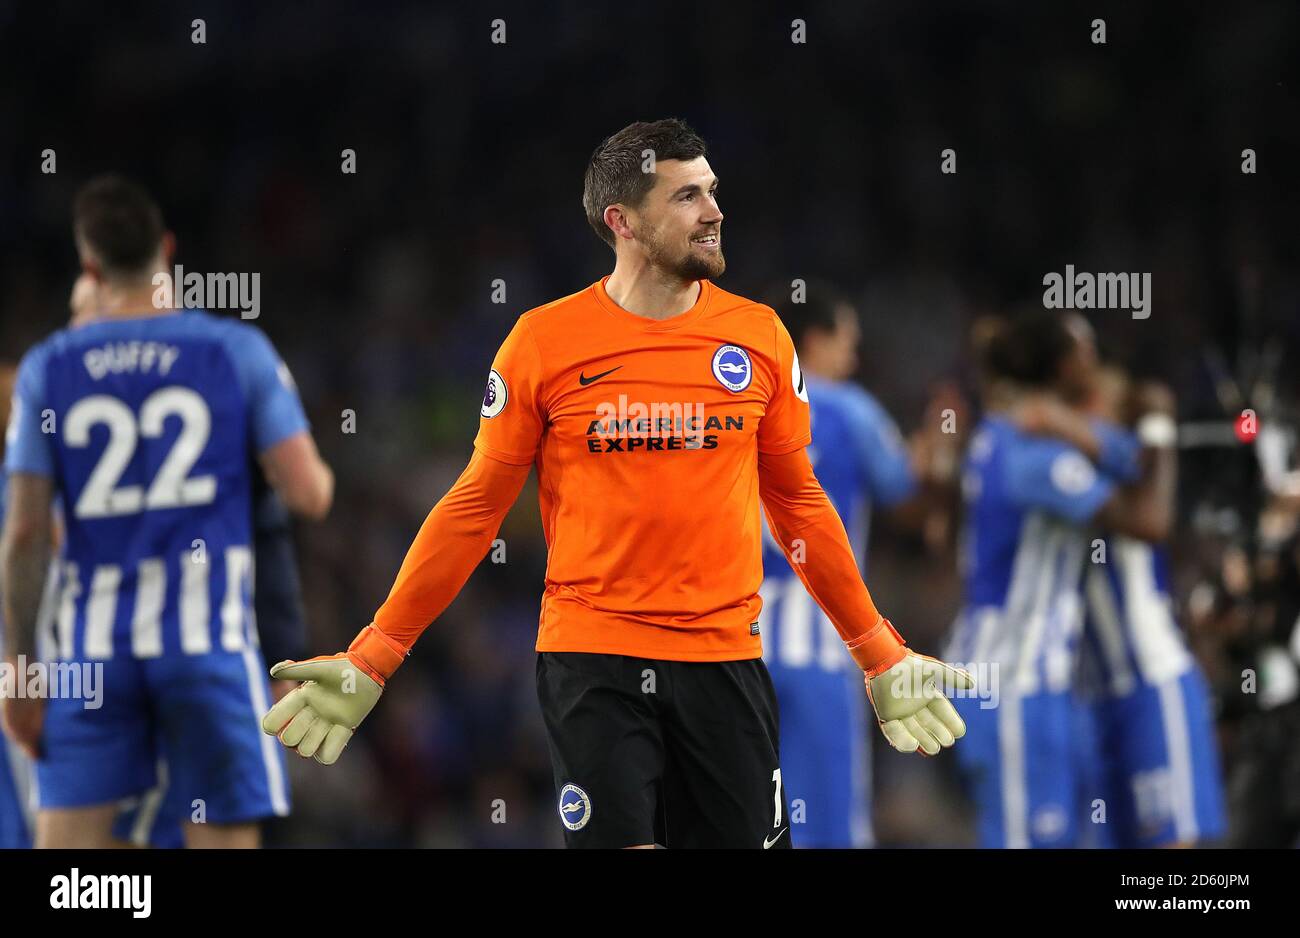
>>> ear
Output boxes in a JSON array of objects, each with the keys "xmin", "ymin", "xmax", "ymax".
[
  {"xmin": 161, "ymin": 230, "xmax": 177, "ymax": 265},
  {"xmin": 602, "ymin": 205, "xmax": 635, "ymax": 242},
  {"xmin": 81, "ymin": 255, "xmax": 104, "ymax": 283}
]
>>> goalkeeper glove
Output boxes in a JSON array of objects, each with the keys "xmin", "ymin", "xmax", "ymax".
[
  {"xmin": 261, "ymin": 625, "xmax": 406, "ymax": 764},
  {"xmin": 846, "ymin": 618, "xmax": 974, "ymax": 756}
]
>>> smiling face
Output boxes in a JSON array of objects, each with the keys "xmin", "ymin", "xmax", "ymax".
[{"xmin": 624, "ymin": 156, "xmax": 725, "ymax": 282}]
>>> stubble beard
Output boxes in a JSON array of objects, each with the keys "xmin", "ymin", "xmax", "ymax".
[{"xmin": 640, "ymin": 223, "xmax": 726, "ymax": 283}]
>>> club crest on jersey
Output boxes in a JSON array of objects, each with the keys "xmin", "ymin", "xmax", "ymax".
[
  {"xmin": 1049, "ymin": 450, "xmax": 1096, "ymax": 495},
  {"xmin": 559, "ymin": 783, "xmax": 592, "ymax": 831},
  {"xmin": 481, "ymin": 368, "xmax": 507, "ymax": 418},
  {"xmin": 711, "ymin": 345, "xmax": 752, "ymax": 393}
]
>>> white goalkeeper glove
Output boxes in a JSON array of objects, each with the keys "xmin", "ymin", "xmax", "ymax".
[
  {"xmin": 261, "ymin": 625, "xmax": 405, "ymax": 764},
  {"xmin": 846, "ymin": 618, "xmax": 974, "ymax": 756}
]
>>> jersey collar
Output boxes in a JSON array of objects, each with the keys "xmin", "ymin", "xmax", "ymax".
[{"xmin": 592, "ymin": 276, "xmax": 712, "ymax": 332}]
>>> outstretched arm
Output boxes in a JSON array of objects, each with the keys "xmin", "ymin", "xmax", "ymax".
[
  {"xmin": 265, "ymin": 314, "xmax": 546, "ymax": 764},
  {"xmin": 262, "ymin": 447, "xmax": 530, "ymax": 763},
  {"xmin": 758, "ymin": 447, "xmax": 896, "ymax": 669},
  {"xmin": 758, "ymin": 447, "xmax": 972, "ymax": 755},
  {"xmin": 370, "ymin": 448, "xmax": 531, "ymax": 653}
]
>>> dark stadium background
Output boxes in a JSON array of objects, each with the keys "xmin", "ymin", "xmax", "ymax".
[{"xmin": 2, "ymin": 0, "xmax": 1298, "ymax": 846}]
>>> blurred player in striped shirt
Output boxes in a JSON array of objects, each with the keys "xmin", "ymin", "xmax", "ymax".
[
  {"xmin": 946, "ymin": 311, "xmax": 1176, "ymax": 847},
  {"xmin": 1, "ymin": 176, "xmax": 332, "ymax": 848}
]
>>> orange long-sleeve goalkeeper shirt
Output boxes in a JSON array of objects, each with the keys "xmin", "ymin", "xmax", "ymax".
[{"xmin": 355, "ymin": 278, "xmax": 904, "ymax": 677}]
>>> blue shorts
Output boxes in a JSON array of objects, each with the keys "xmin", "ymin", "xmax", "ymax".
[
  {"xmin": 0, "ymin": 739, "xmax": 32, "ymax": 849},
  {"xmin": 1088, "ymin": 667, "xmax": 1226, "ymax": 847},
  {"xmin": 112, "ymin": 780, "xmax": 186, "ymax": 848},
  {"xmin": 953, "ymin": 689, "xmax": 1098, "ymax": 848},
  {"xmin": 37, "ymin": 650, "xmax": 289, "ymax": 827},
  {"xmin": 767, "ymin": 661, "xmax": 872, "ymax": 848}
]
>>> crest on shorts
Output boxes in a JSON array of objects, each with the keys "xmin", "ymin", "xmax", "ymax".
[
  {"xmin": 712, "ymin": 344, "xmax": 752, "ymax": 393},
  {"xmin": 559, "ymin": 783, "xmax": 592, "ymax": 831}
]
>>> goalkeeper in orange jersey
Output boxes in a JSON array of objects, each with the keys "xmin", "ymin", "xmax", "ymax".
[{"xmin": 263, "ymin": 118, "xmax": 973, "ymax": 848}]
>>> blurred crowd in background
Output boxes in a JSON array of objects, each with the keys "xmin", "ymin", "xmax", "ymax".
[{"xmin": 2, "ymin": 0, "xmax": 1298, "ymax": 845}]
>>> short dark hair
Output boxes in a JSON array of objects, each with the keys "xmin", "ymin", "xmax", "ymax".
[
  {"xmin": 763, "ymin": 279, "xmax": 854, "ymax": 351},
  {"xmin": 982, "ymin": 308, "xmax": 1077, "ymax": 387},
  {"xmin": 583, "ymin": 119, "xmax": 708, "ymax": 248},
  {"xmin": 73, "ymin": 175, "xmax": 165, "ymax": 277}
]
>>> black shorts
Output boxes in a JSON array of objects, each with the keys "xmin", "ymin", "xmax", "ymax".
[{"xmin": 536, "ymin": 651, "xmax": 790, "ymax": 849}]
